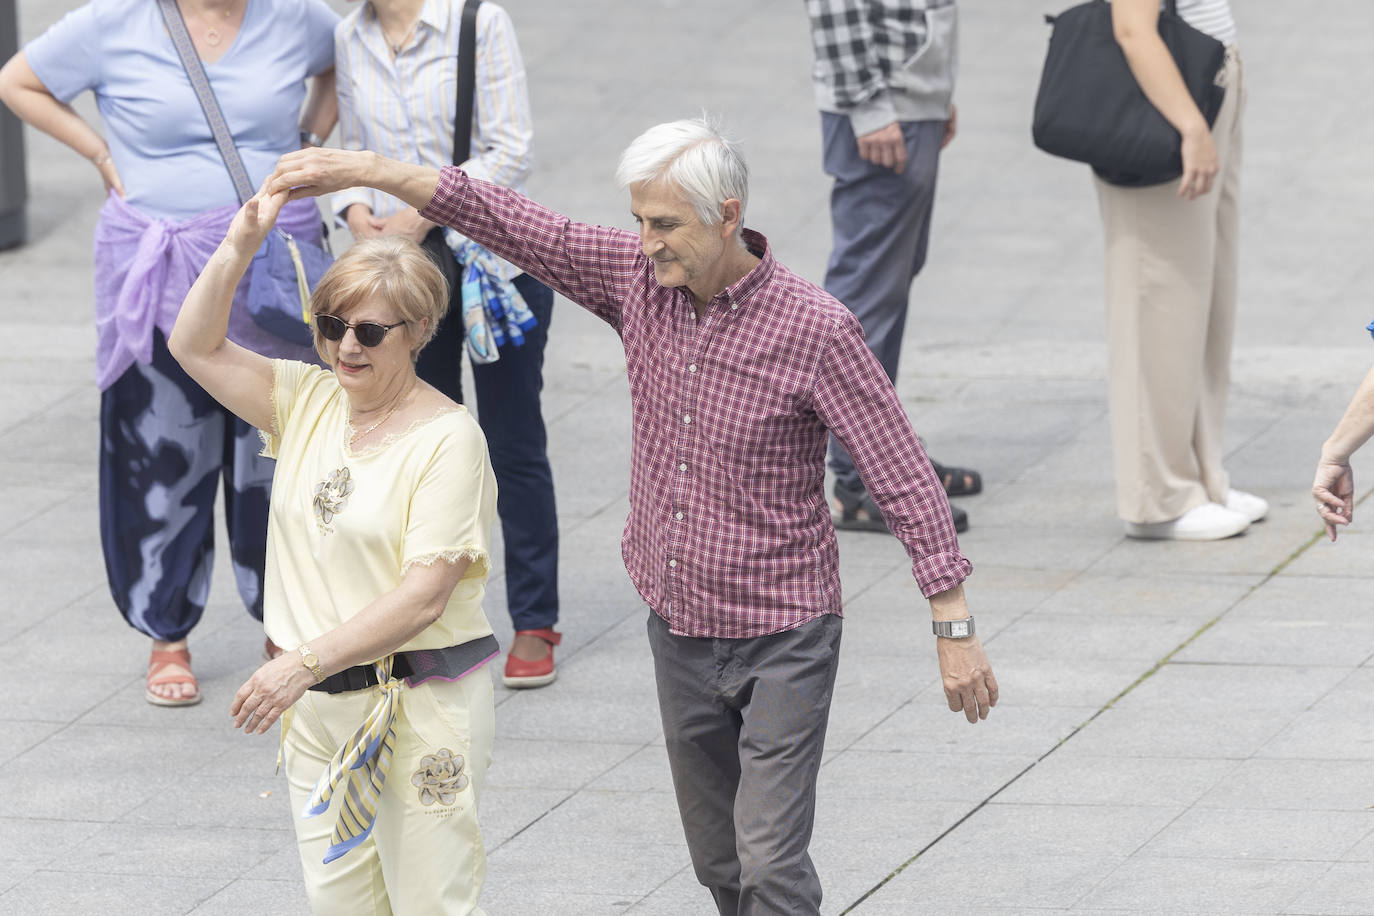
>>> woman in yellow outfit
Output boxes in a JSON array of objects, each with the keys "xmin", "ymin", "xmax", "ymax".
[{"xmin": 169, "ymin": 184, "xmax": 498, "ymax": 915}]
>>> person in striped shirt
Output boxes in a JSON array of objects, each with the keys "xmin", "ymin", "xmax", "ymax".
[
  {"xmin": 333, "ymin": 0, "xmax": 566, "ymax": 688},
  {"xmin": 270, "ymin": 117, "xmax": 998, "ymax": 916}
]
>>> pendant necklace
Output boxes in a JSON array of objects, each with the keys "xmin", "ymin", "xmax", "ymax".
[
  {"xmin": 349, "ymin": 383, "xmax": 414, "ymax": 447},
  {"xmin": 199, "ymin": 1, "xmax": 236, "ymax": 47}
]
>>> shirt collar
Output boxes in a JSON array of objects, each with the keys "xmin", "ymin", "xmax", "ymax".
[
  {"xmin": 719, "ymin": 228, "xmax": 774, "ymax": 308},
  {"xmin": 348, "ymin": 0, "xmax": 450, "ymax": 42}
]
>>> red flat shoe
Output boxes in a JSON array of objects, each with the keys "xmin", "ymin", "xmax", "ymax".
[{"xmin": 503, "ymin": 628, "xmax": 561, "ymax": 689}]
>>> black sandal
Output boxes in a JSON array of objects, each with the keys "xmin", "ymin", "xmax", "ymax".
[
  {"xmin": 832, "ymin": 480, "xmax": 970, "ymax": 534},
  {"xmin": 930, "ymin": 459, "xmax": 982, "ymax": 498},
  {"xmin": 832, "ymin": 479, "xmax": 889, "ymax": 532}
]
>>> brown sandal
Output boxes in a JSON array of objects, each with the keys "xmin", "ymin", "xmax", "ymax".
[{"xmin": 145, "ymin": 647, "xmax": 202, "ymax": 707}]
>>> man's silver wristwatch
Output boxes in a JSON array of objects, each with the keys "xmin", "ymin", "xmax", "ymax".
[
  {"xmin": 932, "ymin": 617, "xmax": 975, "ymax": 639},
  {"xmin": 299, "ymin": 130, "xmax": 326, "ymax": 148}
]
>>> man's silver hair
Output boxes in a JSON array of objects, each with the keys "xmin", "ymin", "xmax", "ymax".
[{"xmin": 615, "ymin": 117, "xmax": 749, "ymax": 229}]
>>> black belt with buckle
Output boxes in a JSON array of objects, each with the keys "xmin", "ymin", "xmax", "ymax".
[{"xmin": 307, "ymin": 635, "xmax": 500, "ymax": 694}]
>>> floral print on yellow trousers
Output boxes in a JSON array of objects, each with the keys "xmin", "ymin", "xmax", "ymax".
[{"xmin": 284, "ymin": 669, "xmax": 496, "ymax": 915}]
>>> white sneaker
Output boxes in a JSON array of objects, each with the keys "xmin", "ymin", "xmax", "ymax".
[
  {"xmin": 1123, "ymin": 502, "xmax": 1250, "ymax": 541},
  {"xmin": 1225, "ymin": 488, "xmax": 1269, "ymax": 523}
]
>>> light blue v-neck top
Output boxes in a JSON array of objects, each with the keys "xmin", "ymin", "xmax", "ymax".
[{"xmin": 27, "ymin": 0, "xmax": 338, "ymax": 220}]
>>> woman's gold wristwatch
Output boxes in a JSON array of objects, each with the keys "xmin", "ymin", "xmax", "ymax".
[{"xmin": 297, "ymin": 644, "xmax": 326, "ymax": 683}]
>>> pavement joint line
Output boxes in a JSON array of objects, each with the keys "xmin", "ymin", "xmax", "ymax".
[
  {"xmin": 625, "ymin": 863, "xmax": 698, "ymax": 913},
  {"xmin": 836, "ymin": 489, "xmax": 1366, "ymax": 913}
]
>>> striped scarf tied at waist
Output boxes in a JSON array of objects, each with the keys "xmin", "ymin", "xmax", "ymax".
[
  {"xmin": 301, "ymin": 656, "xmax": 401, "ymax": 864},
  {"xmin": 445, "ymin": 231, "xmax": 538, "ymax": 364}
]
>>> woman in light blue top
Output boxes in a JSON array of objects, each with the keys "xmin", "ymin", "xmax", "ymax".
[{"xmin": 0, "ymin": 0, "xmax": 338, "ymax": 707}]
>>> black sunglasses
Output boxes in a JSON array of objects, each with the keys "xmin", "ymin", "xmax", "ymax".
[{"xmin": 314, "ymin": 313, "xmax": 406, "ymax": 348}]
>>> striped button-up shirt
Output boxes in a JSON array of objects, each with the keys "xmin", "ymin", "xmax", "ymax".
[
  {"xmin": 421, "ymin": 168, "xmax": 972, "ymax": 638},
  {"xmin": 333, "ymin": 0, "xmax": 533, "ymax": 222}
]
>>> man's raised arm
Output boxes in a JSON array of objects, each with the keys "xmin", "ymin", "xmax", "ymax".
[
  {"xmin": 272, "ymin": 148, "xmax": 440, "ymax": 212},
  {"xmin": 269, "ymin": 149, "xmax": 636, "ymax": 327}
]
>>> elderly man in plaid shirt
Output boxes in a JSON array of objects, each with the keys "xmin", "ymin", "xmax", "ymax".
[
  {"xmin": 807, "ymin": 0, "xmax": 983, "ymax": 536},
  {"xmin": 271, "ymin": 116, "xmax": 997, "ymax": 916}
]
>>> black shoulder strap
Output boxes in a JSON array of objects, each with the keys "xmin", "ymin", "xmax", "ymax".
[{"xmin": 453, "ymin": 0, "xmax": 482, "ymax": 167}]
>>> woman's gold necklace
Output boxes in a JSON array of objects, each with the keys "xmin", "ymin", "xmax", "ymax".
[
  {"xmin": 349, "ymin": 383, "xmax": 414, "ymax": 447},
  {"xmin": 195, "ymin": 1, "xmax": 237, "ymax": 47}
]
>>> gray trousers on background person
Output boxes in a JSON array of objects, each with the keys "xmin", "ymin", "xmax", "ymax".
[
  {"xmin": 821, "ymin": 114, "xmax": 946, "ymax": 491},
  {"xmin": 647, "ymin": 610, "xmax": 843, "ymax": 916}
]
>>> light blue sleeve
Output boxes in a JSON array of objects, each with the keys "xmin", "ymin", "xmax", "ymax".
[
  {"xmin": 302, "ymin": 0, "xmax": 340, "ymax": 76},
  {"xmin": 24, "ymin": 3, "xmax": 102, "ymax": 103}
]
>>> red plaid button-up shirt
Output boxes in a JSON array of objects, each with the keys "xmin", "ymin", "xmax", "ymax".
[{"xmin": 421, "ymin": 167, "xmax": 971, "ymax": 638}]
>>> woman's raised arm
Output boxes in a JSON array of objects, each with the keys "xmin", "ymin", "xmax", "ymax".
[{"xmin": 167, "ymin": 188, "xmax": 285, "ymax": 432}]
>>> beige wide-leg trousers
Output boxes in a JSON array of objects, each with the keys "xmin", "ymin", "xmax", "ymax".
[{"xmin": 1095, "ymin": 49, "xmax": 1245, "ymax": 524}]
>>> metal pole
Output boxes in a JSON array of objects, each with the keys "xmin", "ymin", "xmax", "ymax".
[{"xmin": 0, "ymin": 0, "xmax": 27, "ymax": 250}]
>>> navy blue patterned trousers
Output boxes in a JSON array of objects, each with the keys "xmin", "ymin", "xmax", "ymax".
[{"xmin": 99, "ymin": 332, "xmax": 271, "ymax": 641}]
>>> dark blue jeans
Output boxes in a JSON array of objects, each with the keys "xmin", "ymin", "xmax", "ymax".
[
  {"xmin": 418, "ymin": 229, "xmax": 560, "ymax": 631},
  {"xmin": 821, "ymin": 114, "xmax": 945, "ymax": 492}
]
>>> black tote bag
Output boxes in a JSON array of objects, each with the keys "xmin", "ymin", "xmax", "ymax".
[{"xmin": 1031, "ymin": 0, "xmax": 1226, "ymax": 187}]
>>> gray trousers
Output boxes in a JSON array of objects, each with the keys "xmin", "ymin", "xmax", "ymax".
[
  {"xmin": 647, "ymin": 611, "xmax": 843, "ymax": 916},
  {"xmin": 821, "ymin": 113, "xmax": 945, "ymax": 490}
]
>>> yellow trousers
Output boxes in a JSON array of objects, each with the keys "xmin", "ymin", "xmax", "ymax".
[{"xmin": 284, "ymin": 669, "xmax": 495, "ymax": 915}]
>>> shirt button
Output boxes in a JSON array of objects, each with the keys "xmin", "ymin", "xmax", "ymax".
[
  {"xmin": 675, "ymin": 511, "xmax": 684, "ymax": 520},
  {"xmin": 688, "ymin": 364, "xmax": 697, "ymax": 373},
  {"xmin": 678, "ymin": 462, "xmax": 687, "ymax": 472},
  {"xmin": 668, "ymin": 558, "xmax": 678, "ymax": 568},
  {"xmin": 683, "ymin": 414, "xmax": 691, "ymax": 424},
  {"xmin": 730, "ymin": 303, "xmax": 738, "ymax": 310}
]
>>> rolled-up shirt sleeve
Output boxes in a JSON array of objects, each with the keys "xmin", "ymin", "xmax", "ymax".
[{"xmin": 810, "ymin": 311, "xmax": 972, "ymax": 597}]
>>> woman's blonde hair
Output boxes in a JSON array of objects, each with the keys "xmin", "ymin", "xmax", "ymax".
[{"xmin": 309, "ymin": 237, "xmax": 449, "ymax": 363}]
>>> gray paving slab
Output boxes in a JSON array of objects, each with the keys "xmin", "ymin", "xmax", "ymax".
[
  {"xmin": 1195, "ymin": 758, "xmax": 1374, "ymax": 813},
  {"xmin": 1283, "ymin": 863, "xmax": 1374, "ymax": 916},
  {"xmin": 996, "ymin": 754, "xmax": 1237, "ymax": 809},
  {"xmin": 1074, "ymin": 857, "xmax": 1317, "ymax": 914},
  {"xmin": 3, "ymin": 0, "xmax": 1374, "ymax": 912},
  {"xmin": 1137, "ymin": 807, "xmax": 1372, "ymax": 863},
  {"xmin": 862, "ymin": 845, "xmax": 1128, "ymax": 911},
  {"xmin": 187, "ymin": 880, "xmax": 312, "ymax": 916}
]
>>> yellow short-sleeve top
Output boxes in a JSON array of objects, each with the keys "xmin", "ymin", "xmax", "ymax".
[{"xmin": 259, "ymin": 359, "xmax": 497, "ymax": 653}]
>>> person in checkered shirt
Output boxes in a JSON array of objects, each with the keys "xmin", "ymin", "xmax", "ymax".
[
  {"xmin": 270, "ymin": 117, "xmax": 998, "ymax": 916},
  {"xmin": 806, "ymin": 0, "xmax": 984, "ymax": 536}
]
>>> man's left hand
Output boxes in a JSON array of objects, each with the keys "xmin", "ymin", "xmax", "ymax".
[
  {"xmin": 856, "ymin": 122, "xmax": 907, "ymax": 174},
  {"xmin": 941, "ymin": 103, "xmax": 958, "ymax": 150},
  {"xmin": 270, "ymin": 147, "xmax": 379, "ymax": 201},
  {"xmin": 937, "ymin": 635, "xmax": 998, "ymax": 724}
]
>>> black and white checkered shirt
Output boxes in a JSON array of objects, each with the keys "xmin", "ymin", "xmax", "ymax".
[
  {"xmin": 806, "ymin": 0, "xmax": 957, "ymax": 134},
  {"xmin": 806, "ymin": 0, "xmax": 945, "ymax": 106}
]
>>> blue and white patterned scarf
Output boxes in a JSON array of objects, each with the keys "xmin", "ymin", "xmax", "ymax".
[{"xmin": 445, "ymin": 231, "xmax": 538, "ymax": 364}]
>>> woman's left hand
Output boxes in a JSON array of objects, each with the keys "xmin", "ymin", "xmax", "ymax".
[
  {"xmin": 379, "ymin": 207, "xmax": 435, "ymax": 244},
  {"xmin": 1178, "ymin": 125, "xmax": 1219, "ymax": 200},
  {"xmin": 230, "ymin": 652, "xmax": 315, "ymax": 735},
  {"xmin": 226, "ymin": 181, "xmax": 291, "ymax": 258}
]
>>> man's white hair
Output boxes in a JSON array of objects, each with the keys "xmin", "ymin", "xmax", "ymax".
[{"xmin": 615, "ymin": 117, "xmax": 749, "ymax": 229}]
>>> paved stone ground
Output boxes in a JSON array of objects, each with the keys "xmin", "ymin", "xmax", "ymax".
[{"xmin": 2, "ymin": 0, "xmax": 1373, "ymax": 913}]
